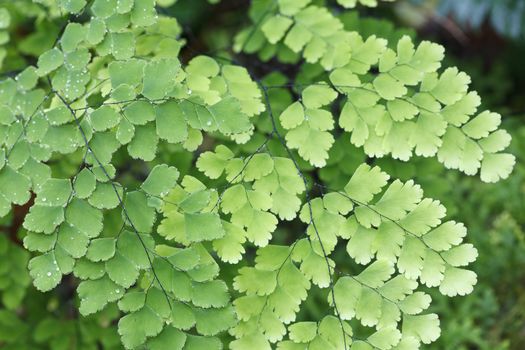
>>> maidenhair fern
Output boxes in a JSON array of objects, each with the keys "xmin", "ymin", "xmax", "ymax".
[{"xmin": 0, "ymin": 0, "xmax": 516, "ymax": 349}]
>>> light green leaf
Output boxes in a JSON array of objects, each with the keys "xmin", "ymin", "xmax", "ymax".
[
  {"xmin": 373, "ymin": 74, "xmax": 407, "ymax": 100},
  {"xmin": 402, "ymin": 314, "xmax": 441, "ymax": 344},
  {"xmin": 438, "ymin": 267, "xmax": 477, "ymax": 296},
  {"xmin": 301, "ymin": 85, "xmax": 337, "ymax": 109},
  {"xmin": 344, "ymin": 164, "xmax": 389, "ymax": 203},
  {"xmin": 280, "ymin": 102, "xmax": 305, "ymax": 130},
  {"xmin": 480, "ymin": 153, "xmax": 515, "ymax": 183},
  {"xmin": 197, "ymin": 145, "xmax": 234, "ymax": 179},
  {"xmin": 262, "ymin": 15, "xmax": 293, "ymax": 44}
]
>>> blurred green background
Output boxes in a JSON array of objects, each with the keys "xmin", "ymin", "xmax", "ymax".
[{"xmin": 0, "ymin": 0, "xmax": 524, "ymax": 349}]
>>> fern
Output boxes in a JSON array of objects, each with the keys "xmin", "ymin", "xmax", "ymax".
[
  {"xmin": 236, "ymin": 1, "xmax": 514, "ymax": 181},
  {"xmin": 0, "ymin": 0, "xmax": 516, "ymax": 349}
]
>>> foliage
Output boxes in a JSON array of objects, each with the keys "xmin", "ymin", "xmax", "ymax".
[{"xmin": 0, "ymin": 0, "xmax": 519, "ymax": 349}]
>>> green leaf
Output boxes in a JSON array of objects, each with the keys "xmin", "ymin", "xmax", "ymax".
[
  {"xmin": 57, "ymin": 224, "xmax": 89, "ymax": 258},
  {"xmin": 462, "ymin": 111, "xmax": 501, "ymax": 139},
  {"xmin": 185, "ymin": 213, "xmax": 225, "ymax": 243},
  {"xmin": 285, "ymin": 116, "xmax": 334, "ymax": 167},
  {"xmin": 344, "ymin": 164, "xmax": 389, "ymax": 203},
  {"xmin": 196, "ymin": 145, "xmax": 234, "ymax": 179},
  {"xmin": 234, "ymin": 267, "xmax": 277, "ymax": 296},
  {"xmin": 37, "ymin": 48, "xmax": 64, "ymax": 76},
  {"xmin": 88, "ymin": 182, "xmax": 123, "ymax": 209},
  {"xmin": 373, "ymin": 74, "xmax": 407, "ymax": 100},
  {"xmin": 429, "ymin": 67, "xmax": 470, "ymax": 105},
  {"xmin": 280, "ymin": 102, "xmax": 304, "ymax": 129},
  {"xmin": 142, "ymin": 59, "xmax": 180, "ymax": 100},
  {"xmin": 90, "ymin": 106, "xmax": 120, "ymax": 131},
  {"xmin": 78, "ymin": 275, "xmax": 125, "ymax": 315},
  {"xmin": 28, "ymin": 253, "xmax": 62, "ymax": 292},
  {"xmin": 244, "ymin": 153, "xmax": 274, "ymax": 181},
  {"xmin": 186, "ymin": 56, "xmax": 220, "ymax": 77},
  {"xmin": 184, "ymin": 335, "xmax": 223, "ymax": 350},
  {"xmin": 262, "ymin": 15, "xmax": 293, "ymax": 44},
  {"xmin": 124, "ymin": 101, "xmax": 155, "ymax": 125},
  {"xmin": 117, "ymin": 118, "xmax": 135, "ymax": 144},
  {"xmin": 124, "ymin": 191, "xmax": 155, "ymax": 233},
  {"xmin": 74, "ymin": 168, "xmax": 96, "ymax": 199},
  {"xmin": 439, "ymin": 267, "xmax": 477, "ymax": 296},
  {"xmin": 231, "ymin": 332, "xmax": 270, "ymax": 350},
  {"xmin": 130, "ymin": 0, "xmax": 157, "ymax": 27},
  {"xmin": 387, "ymin": 99, "xmax": 419, "ymax": 121},
  {"xmin": 109, "ymin": 32, "xmax": 135, "ymax": 60},
  {"xmin": 16, "ymin": 67, "xmax": 39, "ymax": 91},
  {"xmin": 423, "ymin": 221, "xmax": 466, "ymax": 251},
  {"xmin": 106, "ymin": 252, "xmax": 140, "ymax": 288},
  {"xmin": 35, "ymin": 178, "xmax": 72, "ymax": 207},
  {"xmin": 118, "ymin": 291, "xmax": 146, "ymax": 313},
  {"xmin": 87, "ymin": 18, "xmax": 107, "ymax": 44},
  {"xmin": 141, "ymin": 164, "xmax": 179, "ymax": 197},
  {"xmin": 148, "ymin": 327, "xmax": 186, "ymax": 350},
  {"xmin": 86, "ymin": 238, "xmax": 116, "ymax": 262},
  {"xmin": 127, "ymin": 123, "xmax": 158, "ymax": 161},
  {"xmin": 480, "ymin": 153, "xmax": 515, "ymax": 183},
  {"xmin": 368, "ymin": 327, "xmax": 401, "ymax": 349},
  {"xmin": 288, "ymin": 322, "xmax": 317, "ymax": 343},
  {"xmin": 155, "ymin": 101, "xmax": 188, "ymax": 143},
  {"xmin": 402, "ymin": 314, "xmax": 441, "ymax": 344},
  {"xmin": 92, "ymin": 0, "xmax": 117, "ymax": 18},
  {"xmin": 411, "ymin": 41, "xmax": 444, "ymax": 72},
  {"xmin": 300, "ymin": 250, "xmax": 332, "ymax": 288},
  {"xmin": 23, "ymin": 205, "xmax": 64, "ymax": 234},
  {"xmin": 209, "ymin": 97, "xmax": 252, "ymax": 135},
  {"xmin": 61, "ymin": 23, "xmax": 86, "ymax": 52},
  {"xmin": 192, "ymin": 280, "xmax": 230, "ymax": 308},
  {"xmin": 109, "ymin": 59, "xmax": 145, "ymax": 87},
  {"xmin": 0, "ymin": 166, "xmax": 31, "ymax": 205},
  {"xmin": 194, "ymin": 306, "xmax": 236, "ymax": 336},
  {"xmin": 66, "ymin": 198, "xmax": 103, "ymax": 238},
  {"xmin": 356, "ymin": 260, "xmax": 395, "ymax": 288},
  {"xmin": 60, "ymin": 0, "xmax": 87, "ymax": 13},
  {"xmin": 301, "ymin": 85, "xmax": 337, "ymax": 109},
  {"xmin": 46, "ymin": 106, "xmax": 71, "ymax": 125},
  {"xmin": 118, "ymin": 306, "xmax": 164, "ymax": 349}
]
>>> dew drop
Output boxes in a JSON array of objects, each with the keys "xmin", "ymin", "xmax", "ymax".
[{"xmin": 46, "ymin": 272, "xmax": 52, "ymax": 277}]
